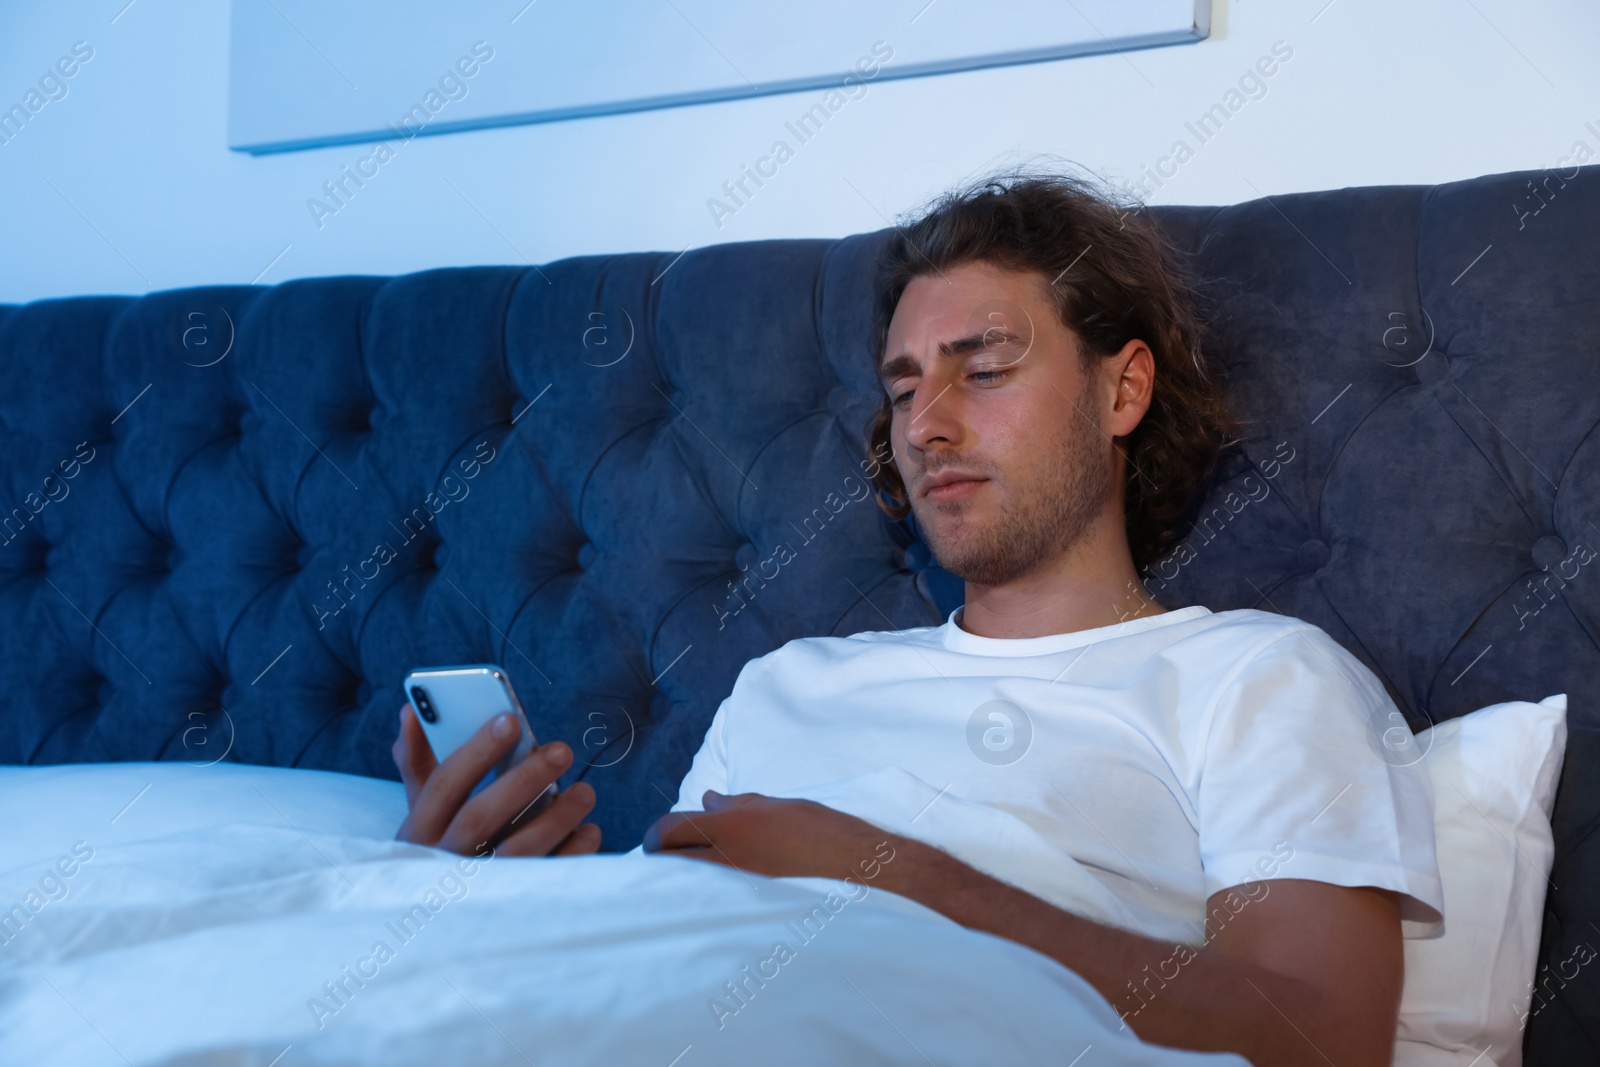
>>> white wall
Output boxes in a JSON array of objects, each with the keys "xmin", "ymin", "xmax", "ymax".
[{"xmin": 1, "ymin": 0, "xmax": 1596, "ymax": 304}]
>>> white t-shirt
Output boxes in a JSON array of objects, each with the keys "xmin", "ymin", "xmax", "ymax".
[{"xmin": 660, "ymin": 603, "xmax": 1444, "ymax": 947}]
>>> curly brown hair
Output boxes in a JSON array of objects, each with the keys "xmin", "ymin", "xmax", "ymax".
[{"xmin": 865, "ymin": 167, "xmax": 1241, "ymax": 572}]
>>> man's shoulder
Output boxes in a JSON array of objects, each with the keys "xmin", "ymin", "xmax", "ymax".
[
  {"xmin": 734, "ymin": 618, "xmax": 945, "ymax": 676},
  {"xmin": 1184, "ymin": 606, "xmax": 1322, "ymax": 648},
  {"xmin": 1183, "ymin": 608, "xmax": 1390, "ymax": 720},
  {"xmin": 1178, "ymin": 607, "xmax": 1367, "ymax": 678},
  {"xmin": 1195, "ymin": 608, "xmax": 1363, "ymax": 663}
]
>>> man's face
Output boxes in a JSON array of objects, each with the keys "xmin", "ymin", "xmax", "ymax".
[{"xmin": 878, "ymin": 261, "xmax": 1118, "ymax": 586}]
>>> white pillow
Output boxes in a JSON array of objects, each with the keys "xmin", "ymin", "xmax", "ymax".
[
  {"xmin": 1394, "ymin": 693, "xmax": 1568, "ymax": 1067},
  {"xmin": 0, "ymin": 762, "xmax": 407, "ymax": 875}
]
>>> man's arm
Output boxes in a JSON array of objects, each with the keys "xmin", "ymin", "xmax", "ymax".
[
  {"xmin": 646, "ymin": 792, "xmax": 1402, "ymax": 1067},
  {"xmin": 886, "ymin": 834, "xmax": 1402, "ymax": 1067}
]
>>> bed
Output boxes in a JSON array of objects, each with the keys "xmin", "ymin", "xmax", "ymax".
[{"xmin": 1, "ymin": 163, "xmax": 1597, "ymax": 1063}]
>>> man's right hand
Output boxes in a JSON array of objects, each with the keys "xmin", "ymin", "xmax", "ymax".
[{"xmin": 392, "ymin": 703, "xmax": 602, "ymax": 857}]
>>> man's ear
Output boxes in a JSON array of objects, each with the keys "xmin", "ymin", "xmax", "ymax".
[{"xmin": 1107, "ymin": 339, "xmax": 1155, "ymax": 437}]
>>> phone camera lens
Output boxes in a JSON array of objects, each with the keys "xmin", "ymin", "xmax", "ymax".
[{"xmin": 410, "ymin": 686, "xmax": 438, "ymax": 723}]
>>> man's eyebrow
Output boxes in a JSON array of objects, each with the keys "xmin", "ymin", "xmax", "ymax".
[{"xmin": 876, "ymin": 329, "xmax": 1024, "ymax": 382}]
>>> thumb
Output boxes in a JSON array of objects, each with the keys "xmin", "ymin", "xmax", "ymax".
[{"xmin": 702, "ymin": 789, "xmax": 769, "ymax": 810}]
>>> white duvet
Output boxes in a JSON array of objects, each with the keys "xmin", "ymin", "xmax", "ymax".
[{"xmin": 0, "ymin": 764, "xmax": 1247, "ymax": 1066}]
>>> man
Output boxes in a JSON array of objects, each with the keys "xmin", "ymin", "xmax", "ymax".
[{"xmin": 391, "ymin": 172, "xmax": 1443, "ymax": 1067}]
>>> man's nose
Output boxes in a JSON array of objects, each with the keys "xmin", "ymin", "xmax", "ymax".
[{"xmin": 904, "ymin": 380, "xmax": 963, "ymax": 451}]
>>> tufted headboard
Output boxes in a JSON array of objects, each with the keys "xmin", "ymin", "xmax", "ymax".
[{"xmin": 2, "ymin": 164, "xmax": 1597, "ymax": 1058}]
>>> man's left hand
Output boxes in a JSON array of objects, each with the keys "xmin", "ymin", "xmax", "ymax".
[{"xmin": 642, "ymin": 790, "xmax": 901, "ymax": 882}]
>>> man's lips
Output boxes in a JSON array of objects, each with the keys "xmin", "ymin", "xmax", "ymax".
[{"xmin": 921, "ymin": 475, "xmax": 988, "ymax": 501}]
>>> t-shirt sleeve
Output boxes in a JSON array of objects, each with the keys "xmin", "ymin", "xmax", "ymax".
[{"xmin": 1195, "ymin": 623, "xmax": 1444, "ymax": 938}]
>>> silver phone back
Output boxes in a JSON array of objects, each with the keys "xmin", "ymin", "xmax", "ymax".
[{"xmin": 401, "ymin": 664, "xmax": 536, "ymax": 778}]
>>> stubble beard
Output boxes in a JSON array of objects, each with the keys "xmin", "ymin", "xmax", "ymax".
[{"xmin": 916, "ymin": 388, "xmax": 1113, "ymax": 587}]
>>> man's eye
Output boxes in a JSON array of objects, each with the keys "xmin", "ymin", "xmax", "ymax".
[
  {"xmin": 970, "ymin": 369, "xmax": 1010, "ymax": 385},
  {"xmin": 891, "ymin": 388, "xmax": 914, "ymax": 407}
]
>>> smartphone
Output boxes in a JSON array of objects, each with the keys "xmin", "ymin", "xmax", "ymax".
[{"xmin": 402, "ymin": 664, "xmax": 555, "ymax": 818}]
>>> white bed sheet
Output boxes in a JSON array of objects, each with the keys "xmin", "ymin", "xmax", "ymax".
[{"xmin": 0, "ymin": 764, "xmax": 1248, "ymax": 1066}]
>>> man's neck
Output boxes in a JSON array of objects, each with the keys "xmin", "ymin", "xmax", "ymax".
[{"xmin": 955, "ymin": 522, "xmax": 1164, "ymax": 640}]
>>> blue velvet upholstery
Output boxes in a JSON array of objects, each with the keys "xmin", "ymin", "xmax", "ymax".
[{"xmin": 2, "ymin": 164, "xmax": 1595, "ymax": 1060}]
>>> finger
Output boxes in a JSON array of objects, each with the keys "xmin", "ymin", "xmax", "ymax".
[
  {"xmin": 487, "ymin": 781, "xmax": 598, "ymax": 857},
  {"xmin": 644, "ymin": 810, "xmax": 719, "ymax": 853},
  {"xmin": 554, "ymin": 822, "xmax": 603, "ymax": 856},
  {"xmin": 440, "ymin": 739, "xmax": 575, "ymax": 852},
  {"xmin": 394, "ymin": 704, "xmax": 437, "ymax": 806},
  {"xmin": 407, "ymin": 711, "xmax": 523, "ymax": 845},
  {"xmin": 701, "ymin": 789, "xmax": 766, "ymax": 810}
]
